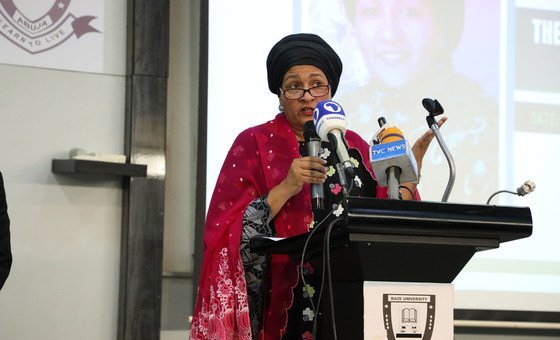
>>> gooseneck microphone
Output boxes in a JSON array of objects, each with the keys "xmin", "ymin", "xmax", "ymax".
[
  {"xmin": 370, "ymin": 117, "xmax": 419, "ymax": 199},
  {"xmin": 313, "ymin": 100, "xmax": 356, "ymax": 179},
  {"xmin": 304, "ymin": 120, "xmax": 325, "ymax": 211},
  {"xmin": 422, "ymin": 98, "xmax": 455, "ymax": 202},
  {"xmin": 486, "ymin": 180, "xmax": 536, "ymax": 204}
]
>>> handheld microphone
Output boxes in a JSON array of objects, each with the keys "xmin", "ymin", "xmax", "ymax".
[
  {"xmin": 304, "ymin": 121, "xmax": 325, "ymax": 211},
  {"xmin": 313, "ymin": 100, "xmax": 355, "ymax": 178},
  {"xmin": 370, "ymin": 118, "xmax": 418, "ymax": 199},
  {"xmin": 486, "ymin": 180, "xmax": 536, "ymax": 204}
]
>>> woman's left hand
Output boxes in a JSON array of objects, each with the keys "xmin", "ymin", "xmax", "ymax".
[{"xmin": 411, "ymin": 117, "xmax": 447, "ymax": 177}]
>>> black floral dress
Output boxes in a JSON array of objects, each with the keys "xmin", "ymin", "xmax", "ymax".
[{"xmin": 240, "ymin": 140, "xmax": 377, "ymax": 339}]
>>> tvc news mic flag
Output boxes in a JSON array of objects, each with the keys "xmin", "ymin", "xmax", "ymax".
[
  {"xmin": 370, "ymin": 138, "xmax": 418, "ymax": 186},
  {"xmin": 370, "ymin": 122, "xmax": 418, "ymax": 186}
]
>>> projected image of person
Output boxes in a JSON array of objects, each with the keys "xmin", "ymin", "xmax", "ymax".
[
  {"xmin": 339, "ymin": 0, "xmax": 498, "ymax": 201},
  {"xmin": 190, "ymin": 33, "xmax": 444, "ymax": 339}
]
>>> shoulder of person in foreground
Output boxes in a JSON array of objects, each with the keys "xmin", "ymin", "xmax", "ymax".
[{"xmin": 0, "ymin": 171, "xmax": 12, "ymax": 290}]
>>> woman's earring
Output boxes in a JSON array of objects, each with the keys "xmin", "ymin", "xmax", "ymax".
[{"xmin": 278, "ymin": 103, "xmax": 284, "ymax": 112}]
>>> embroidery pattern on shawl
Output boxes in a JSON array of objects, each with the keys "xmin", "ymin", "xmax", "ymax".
[{"xmin": 191, "ymin": 248, "xmax": 251, "ymax": 339}]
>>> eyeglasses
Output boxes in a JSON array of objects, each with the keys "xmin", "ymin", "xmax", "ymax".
[{"xmin": 280, "ymin": 84, "xmax": 330, "ymax": 100}]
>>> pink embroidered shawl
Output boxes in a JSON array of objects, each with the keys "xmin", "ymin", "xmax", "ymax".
[{"xmin": 190, "ymin": 113, "xmax": 390, "ymax": 339}]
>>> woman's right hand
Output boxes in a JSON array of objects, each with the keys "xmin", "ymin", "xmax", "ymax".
[
  {"xmin": 267, "ymin": 156, "xmax": 327, "ymax": 218},
  {"xmin": 283, "ymin": 156, "xmax": 327, "ymax": 196}
]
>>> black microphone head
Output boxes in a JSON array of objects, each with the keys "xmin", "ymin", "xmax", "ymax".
[
  {"xmin": 422, "ymin": 98, "xmax": 445, "ymax": 116},
  {"xmin": 303, "ymin": 120, "xmax": 320, "ymax": 142},
  {"xmin": 422, "ymin": 98, "xmax": 434, "ymax": 112},
  {"xmin": 433, "ymin": 99, "xmax": 444, "ymax": 115}
]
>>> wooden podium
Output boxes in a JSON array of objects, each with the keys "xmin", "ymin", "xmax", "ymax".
[{"xmin": 250, "ymin": 197, "xmax": 533, "ymax": 339}]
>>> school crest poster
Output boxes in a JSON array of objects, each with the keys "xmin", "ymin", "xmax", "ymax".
[{"xmin": 0, "ymin": 0, "xmax": 104, "ymax": 72}]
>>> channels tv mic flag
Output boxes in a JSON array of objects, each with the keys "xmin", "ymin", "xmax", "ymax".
[{"xmin": 313, "ymin": 100, "xmax": 355, "ymax": 178}]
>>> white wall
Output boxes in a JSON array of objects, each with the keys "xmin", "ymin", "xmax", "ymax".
[
  {"xmin": 0, "ymin": 0, "xmax": 200, "ymax": 337},
  {"xmin": 0, "ymin": 1, "xmax": 127, "ymax": 339},
  {"xmin": 0, "ymin": 67, "xmax": 125, "ymax": 340}
]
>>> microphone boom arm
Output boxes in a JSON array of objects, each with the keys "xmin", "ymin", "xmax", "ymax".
[
  {"xmin": 426, "ymin": 111, "xmax": 456, "ymax": 202},
  {"xmin": 486, "ymin": 180, "xmax": 536, "ymax": 204},
  {"xmin": 486, "ymin": 190, "xmax": 517, "ymax": 205}
]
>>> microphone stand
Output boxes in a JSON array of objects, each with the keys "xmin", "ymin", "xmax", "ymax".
[
  {"xmin": 335, "ymin": 163, "xmax": 351, "ymax": 196},
  {"xmin": 423, "ymin": 99, "xmax": 455, "ymax": 202},
  {"xmin": 387, "ymin": 167, "xmax": 402, "ymax": 200},
  {"xmin": 375, "ymin": 117, "xmax": 403, "ymax": 200},
  {"xmin": 427, "ymin": 115, "xmax": 455, "ymax": 202}
]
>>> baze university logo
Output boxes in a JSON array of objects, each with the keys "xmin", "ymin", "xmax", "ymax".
[
  {"xmin": 0, "ymin": 0, "xmax": 99, "ymax": 54},
  {"xmin": 383, "ymin": 294, "xmax": 436, "ymax": 340}
]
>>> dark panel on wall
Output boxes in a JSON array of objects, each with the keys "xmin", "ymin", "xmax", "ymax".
[
  {"xmin": 129, "ymin": 76, "xmax": 167, "ymax": 149},
  {"xmin": 192, "ymin": 0, "xmax": 208, "ymax": 313},
  {"xmin": 119, "ymin": 177, "xmax": 165, "ymax": 339},
  {"xmin": 119, "ymin": 75, "xmax": 167, "ymax": 340},
  {"xmin": 119, "ymin": 0, "xmax": 169, "ymax": 339},
  {"xmin": 128, "ymin": 0, "xmax": 170, "ymax": 77}
]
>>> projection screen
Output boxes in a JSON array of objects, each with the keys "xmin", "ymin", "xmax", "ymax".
[{"xmin": 203, "ymin": 0, "xmax": 560, "ymax": 324}]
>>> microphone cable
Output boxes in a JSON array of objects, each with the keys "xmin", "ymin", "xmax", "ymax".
[
  {"xmin": 300, "ymin": 209, "xmax": 333, "ymax": 315},
  {"xmin": 310, "ymin": 216, "xmax": 342, "ymax": 340},
  {"xmin": 323, "ymin": 215, "xmax": 342, "ymax": 340},
  {"xmin": 300, "ymin": 179, "xmax": 354, "ymax": 339}
]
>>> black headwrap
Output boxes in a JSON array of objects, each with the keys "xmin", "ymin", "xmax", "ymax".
[{"xmin": 266, "ymin": 33, "xmax": 343, "ymax": 96}]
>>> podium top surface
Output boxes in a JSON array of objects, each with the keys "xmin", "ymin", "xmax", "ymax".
[
  {"xmin": 343, "ymin": 196, "xmax": 532, "ymax": 243},
  {"xmin": 250, "ymin": 197, "xmax": 532, "ymax": 256}
]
